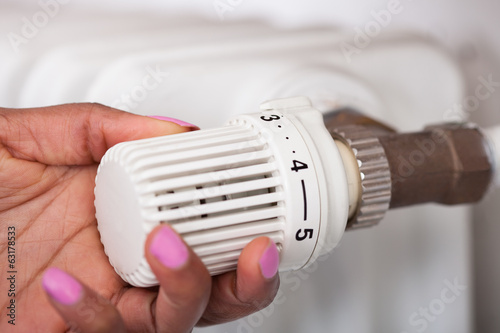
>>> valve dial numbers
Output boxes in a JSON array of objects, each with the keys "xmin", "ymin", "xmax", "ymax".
[{"xmin": 257, "ymin": 113, "xmax": 319, "ymax": 252}]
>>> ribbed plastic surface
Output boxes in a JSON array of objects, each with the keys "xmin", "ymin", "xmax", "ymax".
[{"xmin": 97, "ymin": 120, "xmax": 286, "ymax": 285}]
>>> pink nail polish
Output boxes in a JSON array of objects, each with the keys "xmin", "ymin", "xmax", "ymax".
[
  {"xmin": 150, "ymin": 226, "xmax": 189, "ymax": 269},
  {"xmin": 147, "ymin": 116, "xmax": 199, "ymax": 129},
  {"xmin": 259, "ymin": 241, "xmax": 280, "ymax": 279},
  {"xmin": 42, "ymin": 268, "xmax": 82, "ymax": 305}
]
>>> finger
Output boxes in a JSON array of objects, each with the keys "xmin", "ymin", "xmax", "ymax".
[
  {"xmin": 0, "ymin": 103, "xmax": 198, "ymax": 165},
  {"xmin": 198, "ymin": 237, "xmax": 280, "ymax": 326},
  {"xmin": 42, "ymin": 267, "xmax": 127, "ymax": 333},
  {"xmin": 146, "ymin": 224, "xmax": 212, "ymax": 332}
]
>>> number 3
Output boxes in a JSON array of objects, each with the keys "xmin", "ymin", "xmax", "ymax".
[{"xmin": 260, "ymin": 114, "xmax": 280, "ymax": 122}]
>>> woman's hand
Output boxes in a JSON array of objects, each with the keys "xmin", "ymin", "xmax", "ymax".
[{"xmin": 0, "ymin": 103, "xmax": 280, "ymax": 332}]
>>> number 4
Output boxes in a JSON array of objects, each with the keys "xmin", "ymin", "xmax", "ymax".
[{"xmin": 291, "ymin": 160, "xmax": 308, "ymax": 172}]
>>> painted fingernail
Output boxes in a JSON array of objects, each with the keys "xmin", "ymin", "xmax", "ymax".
[
  {"xmin": 42, "ymin": 267, "xmax": 82, "ymax": 305},
  {"xmin": 147, "ymin": 116, "xmax": 199, "ymax": 129},
  {"xmin": 259, "ymin": 241, "xmax": 280, "ymax": 279},
  {"xmin": 150, "ymin": 226, "xmax": 189, "ymax": 269}
]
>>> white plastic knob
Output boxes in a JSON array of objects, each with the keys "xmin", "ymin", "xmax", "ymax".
[{"xmin": 95, "ymin": 97, "xmax": 350, "ymax": 287}]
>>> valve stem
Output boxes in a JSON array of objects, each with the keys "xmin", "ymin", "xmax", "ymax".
[{"xmin": 325, "ymin": 110, "xmax": 496, "ymax": 229}]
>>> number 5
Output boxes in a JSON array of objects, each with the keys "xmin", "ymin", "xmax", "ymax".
[{"xmin": 295, "ymin": 228, "xmax": 313, "ymax": 241}]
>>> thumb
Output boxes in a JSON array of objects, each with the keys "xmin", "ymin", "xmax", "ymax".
[{"xmin": 0, "ymin": 103, "xmax": 198, "ymax": 165}]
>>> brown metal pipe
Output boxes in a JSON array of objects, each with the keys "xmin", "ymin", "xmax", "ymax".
[
  {"xmin": 378, "ymin": 124, "xmax": 494, "ymax": 208},
  {"xmin": 324, "ymin": 110, "xmax": 495, "ymax": 210}
]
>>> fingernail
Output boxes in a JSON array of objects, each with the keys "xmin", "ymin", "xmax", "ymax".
[
  {"xmin": 147, "ymin": 116, "xmax": 199, "ymax": 129},
  {"xmin": 259, "ymin": 241, "xmax": 280, "ymax": 279},
  {"xmin": 150, "ymin": 226, "xmax": 189, "ymax": 269},
  {"xmin": 42, "ymin": 268, "xmax": 82, "ymax": 305}
]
